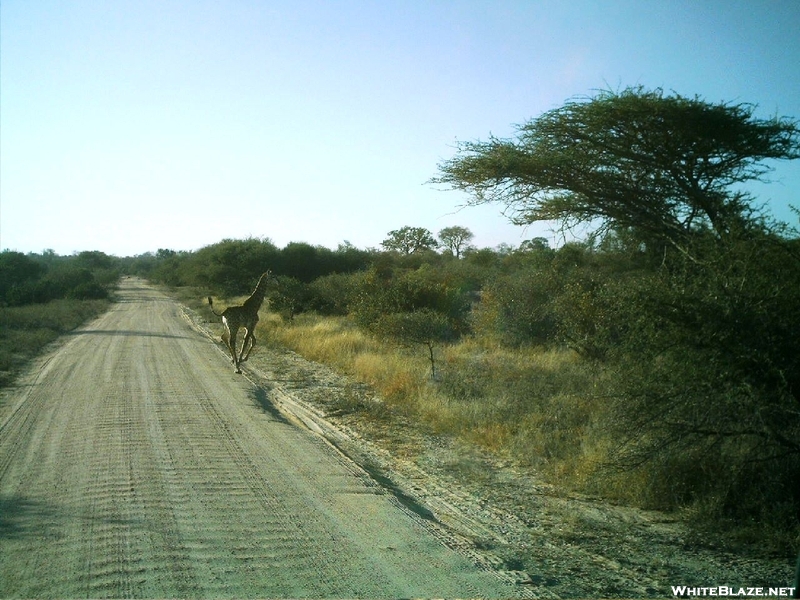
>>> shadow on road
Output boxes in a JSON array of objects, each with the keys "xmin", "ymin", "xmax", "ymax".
[
  {"xmin": 67, "ymin": 329, "xmax": 194, "ymax": 340},
  {"xmin": 0, "ymin": 495, "xmax": 53, "ymax": 539},
  {"xmin": 0, "ymin": 494, "xmax": 137, "ymax": 541},
  {"xmin": 249, "ymin": 385, "xmax": 292, "ymax": 425}
]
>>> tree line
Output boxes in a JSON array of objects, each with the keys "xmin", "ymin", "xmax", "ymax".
[{"xmin": 0, "ymin": 250, "xmax": 118, "ymax": 306}]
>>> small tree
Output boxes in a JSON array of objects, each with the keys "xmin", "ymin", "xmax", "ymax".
[
  {"xmin": 381, "ymin": 226, "xmax": 438, "ymax": 255},
  {"xmin": 270, "ymin": 276, "xmax": 311, "ymax": 321},
  {"xmin": 438, "ymin": 226, "xmax": 474, "ymax": 258},
  {"xmin": 375, "ymin": 309, "xmax": 455, "ymax": 378},
  {"xmin": 518, "ymin": 237, "xmax": 551, "ymax": 253}
]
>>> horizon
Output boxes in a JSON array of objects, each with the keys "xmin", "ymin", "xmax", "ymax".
[{"xmin": 1, "ymin": 231, "xmax": 553, "ymax": 259}]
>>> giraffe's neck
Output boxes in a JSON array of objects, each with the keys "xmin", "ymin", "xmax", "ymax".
[{"xmin": 242, "ymin": 272, "xmax": 270, "ymax": 312}]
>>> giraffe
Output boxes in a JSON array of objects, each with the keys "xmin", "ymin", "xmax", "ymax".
[{"xmin": 208, "ymin": 271, "xmax": 272, "ymax": 373}]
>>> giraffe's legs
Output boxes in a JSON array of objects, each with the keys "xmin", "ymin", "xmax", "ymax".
[
  {"xmin": 228, "ymin": 327, "xmax": 242, "ymax": 372},
  {"xmin": 240, "ymin": 329, "xmax": 256, "ymax": 363}
]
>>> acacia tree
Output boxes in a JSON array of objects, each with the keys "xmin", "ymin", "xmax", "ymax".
[
  {"xmin": 438, "ymin": 226, "xmax": 474, "ymax": 258},
  {"xmin": 433, "ymin": 87, "xmax": 799, "ymax": 255},
  {"xmin": 435, "ymin": 88, "xmax": 800, "ymax": 530},
  {"xmin": 381, "ymin": 226, "xmax": 438, "ymax": 255}
]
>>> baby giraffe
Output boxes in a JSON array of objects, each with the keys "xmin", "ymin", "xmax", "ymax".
[{"xmin": 208, "ymin": 271, "xmax": 272, "ymax": 373}]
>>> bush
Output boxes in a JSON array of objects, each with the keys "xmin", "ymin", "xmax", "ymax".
[
  {"xmin": 269, "ymin": 276, "xmax": 313, "ymax": 320},
  {"xmin": 308, "ymin": 272, "xmax": 363, "ymax": 316},
  {"xmin": 473, "ymin": 270, "xmax": 558, "ymax": 347},
  {"xmin": 349, "ymin": 266, "xmax": 471, "ymax": 333},
  {"xmin": 67, "ymin": 280, "xmax": 108, "ymax": 300},
  {"xmin": 0, "ymin": 252, "xmax": 45, "ymax": 305}
]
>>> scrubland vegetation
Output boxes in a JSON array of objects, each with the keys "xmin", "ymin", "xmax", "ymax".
[
  {"xmin": 149, "ymin": 88, "xmax": 800, "ymax": 553},
  {"xmin": 154, "ymin": 222, "xmax": 799, "ymax": 553},
  {"xmin": 0, "ymin": 250, "xmax": 118, "ymax": 385}
]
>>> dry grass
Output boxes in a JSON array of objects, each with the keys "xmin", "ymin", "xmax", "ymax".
[
  {"xmin": 261, "ymin": 313, "xmax": 428, "ymax": 406},
  {"xmin": 258, "ymin": 312, "xmax": 614, "ymax": 493},
  {"xmin": 0, "ymin": 299, "xmax": 110, "ymax": 388}
]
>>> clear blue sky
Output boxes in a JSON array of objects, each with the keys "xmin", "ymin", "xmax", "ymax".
[{"xmin": 2, "ymin": 0, "xmax": 799, "ymax": 257}]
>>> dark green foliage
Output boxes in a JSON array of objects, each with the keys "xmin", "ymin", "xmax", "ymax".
[
  {"xmin": 308, "ymin": 272, "xmax": 364, "ymax": 316},
  {"xmin": 381, "ymin": 226, "xmax": 438, "ymax": 254},
  {"xmin": 0, "ymin": 252, "xmax": 46, "ymax": 304},
  {"xmin": 349, "ymin": 265, "xmax": 471, "ymax": 336},
  {"xmin": 475, "ymin": 270, "xmax": 558, "ymax": 347},
  {"xmin": 0, "ymin": 250, "xmax": 116, "ymax": 306},
  {"xmin": 189, "ymin": 238, "xmax": 280, "ymax": 293},
  {"xmin": 148, "ymin": 249, "xmax": 191, "ymax": 287},
  {"xmin": 49, "ymin": 267, "xmax": 108, "ymax": 300},
  {"xmin": 0, "ymin": 248, "xmax": 117, "ymax": 385},
  {"xmin": 472, "ymin": 242, "xmax": 633, "ymax": 354},
  {"xmin": 270, "ymin": 276, "xmax": 313, "ymax": 320},
  {"xmin": 147, "ymin": 238, "xmax": 373, "ymax": 296},
  {"xmin": 604, "ymin": 235, "xmax": 800, "ymax": 467}
]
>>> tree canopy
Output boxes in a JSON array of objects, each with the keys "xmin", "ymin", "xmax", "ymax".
[
  {"xmin": 433, "ymin": 87, "xmax": 800, "ymax": 253},
  {"xmin": 438, "ymin": 226, "xmax": 474, "ymax": 258},
  {"xmin": 381, "ymin": 226, "xmax": 438, "ymax": 255}
]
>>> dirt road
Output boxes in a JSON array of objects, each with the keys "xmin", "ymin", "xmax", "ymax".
[{"xmin": 0, "ymin": 279, "xmax": 519, "ymax": 598}]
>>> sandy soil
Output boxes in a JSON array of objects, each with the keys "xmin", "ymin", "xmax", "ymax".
[{"xmin": 0, "ymin": 279, "xmax": 520, "ymax": 598}]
